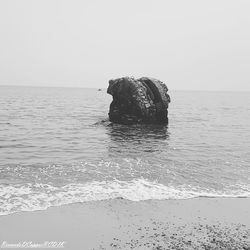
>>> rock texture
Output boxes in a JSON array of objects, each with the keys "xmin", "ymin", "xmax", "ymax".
[{"xmin": 107, "ymin": 77, "xmax": 170, "ymax": 124}]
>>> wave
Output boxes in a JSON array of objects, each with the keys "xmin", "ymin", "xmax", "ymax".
[{"xmin": 0, "ymin": 179, "xmax": 249, "ymax": 216}]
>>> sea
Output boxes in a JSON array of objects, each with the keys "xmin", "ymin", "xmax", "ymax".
[{"xmin": 0, "ymin": 86, "xmax": 250, "ymax": 216}]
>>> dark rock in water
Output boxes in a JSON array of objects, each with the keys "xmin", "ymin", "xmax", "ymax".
[{"xmin": 107, "ymin": 77, "xmax": 170, "ymax": 124}]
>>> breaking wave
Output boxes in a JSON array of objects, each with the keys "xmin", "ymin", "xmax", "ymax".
[{"xmin": 0, "ymin": 179, "xmax": 249, "ymax": 216}]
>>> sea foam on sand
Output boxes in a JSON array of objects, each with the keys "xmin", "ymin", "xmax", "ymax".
[{"xmin": 0, "ymin": 179, "xmax": 250, "ymax": 216}]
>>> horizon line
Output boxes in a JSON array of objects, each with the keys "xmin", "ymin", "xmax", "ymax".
[{"xmin": 0, "ymin": 83, "xmax": 249, "ymax": 93}]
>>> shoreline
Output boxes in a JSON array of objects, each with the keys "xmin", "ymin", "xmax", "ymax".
[{"xmin": 0, "ymin": 198, "xmax": 249, "ymax": 249}]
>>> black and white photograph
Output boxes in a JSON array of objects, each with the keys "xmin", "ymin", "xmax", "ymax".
[{"xmin": 0, "ymin": 0, "xmax": 249, "ymax": 249}]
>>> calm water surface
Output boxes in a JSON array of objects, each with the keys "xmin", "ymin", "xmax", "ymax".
[{"xmin": 0, "ymin": 86, "xmax": 249, "ymax": 215}]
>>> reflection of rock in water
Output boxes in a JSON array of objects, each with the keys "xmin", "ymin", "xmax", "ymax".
[
  {"xmin": 106, "ymin": 123, "xmax": 170, "ymax": 157},
  {"xmin": 107, "ymin": 77, "xmax": 170, "ymax": 125}
]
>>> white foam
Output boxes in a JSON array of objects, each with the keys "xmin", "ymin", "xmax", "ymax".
[{"xmin": 0, "ymin": 179, "xmax": 249, "ymax": 216}]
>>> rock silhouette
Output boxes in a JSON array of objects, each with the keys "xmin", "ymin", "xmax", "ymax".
[{"xmin": 107, "ymin": 77, "xmax": 170, "ymax": 124}]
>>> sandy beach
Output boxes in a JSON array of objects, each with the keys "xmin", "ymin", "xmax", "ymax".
[{"xmin": 0, "ymin": 198, "xmax": 249, "ymax": 250}]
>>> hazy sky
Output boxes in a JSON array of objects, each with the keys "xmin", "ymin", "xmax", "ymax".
[{"xmin": 0, "ymin": 0, "xmax": 249, "ymax": 91}]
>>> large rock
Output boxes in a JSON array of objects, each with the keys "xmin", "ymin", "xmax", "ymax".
[{"xmin": 107, "ymin": 77, "xmax": 170, "ymax": 124}]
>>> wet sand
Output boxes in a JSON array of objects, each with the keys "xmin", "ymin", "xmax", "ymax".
[{"xmin": 0, "ymin": 198, "xmax": 249, "ymax": 250}]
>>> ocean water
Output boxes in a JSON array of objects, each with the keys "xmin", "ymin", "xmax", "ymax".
[{"xmin": 0, "ymin": 86, "xmax": 250, "ymax": 215}]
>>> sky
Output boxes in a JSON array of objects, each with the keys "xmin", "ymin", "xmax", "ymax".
[{"xmin": 0, "ymin": 0, "xmax": 249, "ymax": 91}]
